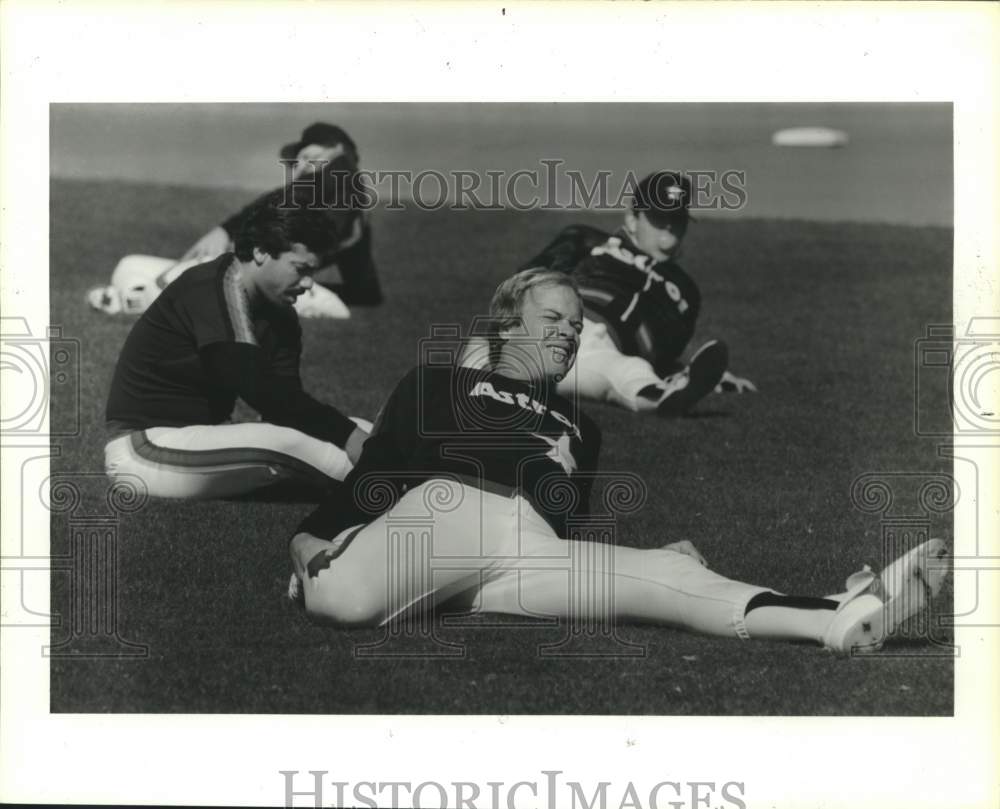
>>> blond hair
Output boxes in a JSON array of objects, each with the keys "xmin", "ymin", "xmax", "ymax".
[{"xmin": 489, "ymin": 267, "xmax": 579, "ymax": 330}]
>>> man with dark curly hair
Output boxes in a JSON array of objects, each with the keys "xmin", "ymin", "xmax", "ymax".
[{"xmin": 103, "ymin": 187, "xmax": 370, "ymax": 500}]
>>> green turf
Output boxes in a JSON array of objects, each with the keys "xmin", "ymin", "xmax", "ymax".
[{"xmin": 48, "ymin": 178, "xmax": 954, "ymax": 715}]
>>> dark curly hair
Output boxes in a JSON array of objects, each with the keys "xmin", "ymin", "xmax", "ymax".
[{"xmin": 233, "ymin": 185, "xmax": 345, "ymax": 261}]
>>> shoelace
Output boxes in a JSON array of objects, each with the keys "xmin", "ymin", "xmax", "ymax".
[{"xmin": 658, "ymin": 369, "xmax": 691, "ymax": 399}]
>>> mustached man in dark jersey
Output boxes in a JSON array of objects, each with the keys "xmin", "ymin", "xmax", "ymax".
[
  {"xmin": 103, "ymin": 187, "xmax": 370, "ymax": 500},
  {"xmin": 519, "ymin": 171, "xmax": 756, "ymax": 416},
  {"xmin": 287, "ymin": 268, "xmax": 948, "ymax": 654}
]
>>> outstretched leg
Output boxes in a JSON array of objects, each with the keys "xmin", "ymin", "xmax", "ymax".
[
  {"xmin": 556, "ymin": 321, "xmax": 727, "ymax": 416},
  {"xmin": 556, "ymin": 320, "xmax": 665, "ymax": 412},
  {"xmin": 474, "ymin": 522, "xmax": 948, "ymax": 653},
  {"xmin": 290, "ymin": 480, "xmax": 949, "ymax": 652}
]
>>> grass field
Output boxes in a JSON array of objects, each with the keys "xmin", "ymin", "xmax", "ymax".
[{"xmin": 49, "ymin": 178, "xmax": 954, "ymax": 715}]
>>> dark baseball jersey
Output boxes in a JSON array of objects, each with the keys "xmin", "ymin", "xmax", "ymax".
[
  {"xmin": 105, "ymin": 254, "xmax": 356, "ymax": 446},
  {"xmin": 299, "ymin": 364, "xmax": 602, "ymax": 539},
  {"xmin": 523, "ymin": 226, "xmax": 701, "ymax": 376}
]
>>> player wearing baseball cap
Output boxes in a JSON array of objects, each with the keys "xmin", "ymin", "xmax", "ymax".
[
  {"xmin": 103, "ymin": 186, "xmax": 371, "ymax": 500},
  {"xmin": 287, "ymin": 268, "xmax": 947, "ymax": 654},
  {"xmin": 520, "ymin": 170, "xmax": 756, "ymax": 416},
  {"xmin": 92, "ymin": 122, "xmax": 380, "ymax": 321},
  {"xmin": 182, "ymin": 121, "xmax": 382, "ymax": 306}
]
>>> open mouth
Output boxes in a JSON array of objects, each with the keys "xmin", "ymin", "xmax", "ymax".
[{"xmin": 548, "ymin": 344, "xmax": 573, "ymax": 364}]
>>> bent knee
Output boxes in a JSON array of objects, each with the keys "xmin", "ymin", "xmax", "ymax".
[{"xmin": 303, "ymin": 574, "xmax": 386, "ymax": 627}]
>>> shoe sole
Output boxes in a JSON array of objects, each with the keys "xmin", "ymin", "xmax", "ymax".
[
  {"xmin": 828, "ymin": 594, "xmax": 886, "ymax": 654},
  {"xmin": 658, "ymin": 340, "xmax": 729, "ymax": 416},
  {"xmin": 880, "ymin": 538, "xmax": 949, "ymax": 636}
]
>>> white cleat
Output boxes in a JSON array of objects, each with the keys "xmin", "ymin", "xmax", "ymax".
[
  {"xmin": 826, "ymin": 564, "xmax": 880, "ymax": 603},
  {"xmin": 822, "ymin": 593, "xmax": 885, "ymax": 654},
  {"xmin": 86, "ymin": 285, "xmax": 123, "ymax": 315},
  {"xmin": 822, "ymin": 538, "xmax": 950, "ymax": 654},
  {"xmin": 880, "ymin": 537, "xmax": 949, "ymax": 633}
]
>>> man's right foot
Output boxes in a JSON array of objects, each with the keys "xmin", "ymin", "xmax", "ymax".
[
  {"xmin": 822, "ymin": 593, "xmax": 885, "ymax": 654},
  {"xmin": 657, "ymin": 340, "xmax": 729, "ymax": 417},
  {"xmin": 822, "ymin": 538, "xmax": 950, "ymax": 654}
]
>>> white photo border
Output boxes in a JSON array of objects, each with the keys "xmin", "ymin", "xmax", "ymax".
[{"xmin": 2, "ymin": 2, "xmax": 997, "ymax": 807}]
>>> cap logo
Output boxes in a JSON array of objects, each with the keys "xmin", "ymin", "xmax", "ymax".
[{"xmin": 665, "ymin": 184, "xmax": 684, "ymax": 202}]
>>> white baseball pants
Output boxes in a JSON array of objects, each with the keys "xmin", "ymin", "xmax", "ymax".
[
  {"xmin": 291, "ymin": 479, "xmax": 769, "ymax": 638},
  {"xmin": 556, "ymin": 318, "xmax": 663, "ymax": 412},
  {"xmin": 104, "ymin": 419, "xmax": 370, "ymax": 500}
]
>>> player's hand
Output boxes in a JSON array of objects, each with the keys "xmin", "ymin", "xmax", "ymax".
[
  {"xmin": 663, "ymin": 540, "xmax": 708, "ymax": 567},
  {"xmin": 181, "ymin": 226, "xmax": 232, "ymax": 262},
  {"xmin": 714, "ymin": 370, "xmax": 758, "ymax": 394},
  {"xmin": 345, "ymin": 425, "xmax": 370, "ymax": 466}
]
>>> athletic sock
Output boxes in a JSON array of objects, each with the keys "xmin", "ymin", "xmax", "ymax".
[
  {"xmin": 636, "ymin": 384, "xmax": 664, "ymax": 402},
  {"xmin": 745, "ymin": 592, "xmax": 840, "ymax": 612},
  {"xmin": 289, "ymin": 533, "xmax": 333, "ymax": 580},
  {"xmin": 743, "ymin": 591, "xmax": 839, "ymax": 643}
]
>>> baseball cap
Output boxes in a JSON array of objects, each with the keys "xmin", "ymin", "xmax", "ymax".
[
  {"xmin": 632, "ymin": 171, "xmax": 694, "ymax": 231},
  {"xmin": 279, "ymin": 122, "xmax": 358, "ymax": 162}
]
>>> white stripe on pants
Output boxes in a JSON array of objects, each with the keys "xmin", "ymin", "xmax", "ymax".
[
  {"xmin": 294, "ymin": 479, "xmax": 768, "ymax": 638},
  {"xmin": 104, "ymin": 420, "xmax": 366, "ymax": 499}
]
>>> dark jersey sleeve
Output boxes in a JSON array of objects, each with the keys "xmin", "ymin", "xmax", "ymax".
[
  {"xmin": 295, "ymin": 367, "xmax": 420, "ymax": 539},
  {"xmin": 186, "ymin": 257, "xmax": 259, "ymax": 348},
  {"xmin": 520, "ymin": 224, "xmax": 611, "ymax": 274},
  {"xmin": 200, "ymin": 341, "xmax": 357, "ymax": 448},
  {"xmin": 317, "ymin": 220, "xmax": 383, "ymax": 305},
  {"xmin": 106, "ymin": 256, "xmax": 261, "ymax": 430},
  {"xmin": 573, "ymin": 411, "xmax": 602, "ymax": 516},
  {"xmin": 630, "ymin": 259, "xmax": 701, "ymax": 375},
  {"xmin": 574, "ymin": 250, "xmax": 701, "ymax": 375},
  {"xmin": 265, "ymin": 309, "xmax": 307, "ymax": 385}
]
